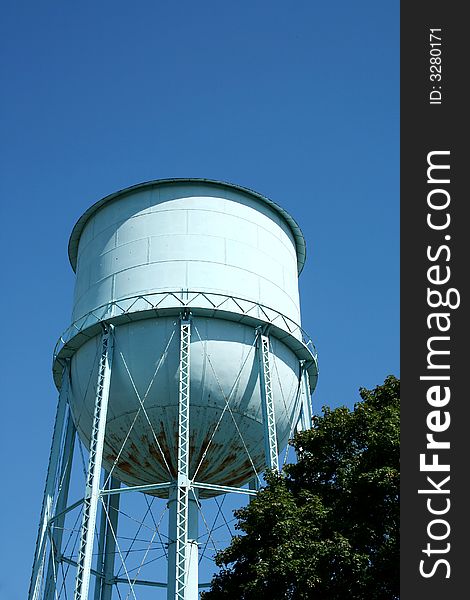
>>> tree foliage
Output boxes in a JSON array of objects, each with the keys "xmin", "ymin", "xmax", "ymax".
[{"xmin": 202, "ymin": 376, "xmax": 399, "ymax": 600}]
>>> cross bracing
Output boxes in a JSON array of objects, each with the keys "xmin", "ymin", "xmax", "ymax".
[{"xmin": 30, "ymin": 313, "xmax": 314, "ymax": 599}]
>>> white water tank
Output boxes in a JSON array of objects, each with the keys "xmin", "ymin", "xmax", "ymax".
[{"xmin": 53, "ymin": 179, "xmax": 317, "ymax": 495}]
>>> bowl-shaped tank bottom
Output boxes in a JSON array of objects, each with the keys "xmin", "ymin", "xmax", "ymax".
[{"xmin": 69, "ymin": 315, "xmax": 302, "ymax": 495}]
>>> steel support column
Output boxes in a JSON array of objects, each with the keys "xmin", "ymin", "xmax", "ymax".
[
  {"xmin": 29, "ymin": 360, "xmax": 71, "ymax": 600},
  {"xmin": 74, "ymin": 325, "xmax": 114, "ymax": 600},
  {"xmin": 167, "ymin": 488, "xmax": 199, "ymax": 600},
  {"xmin": 248, "ymin": 477, "xmax": 260, "ymax": 503},
  {"xmin": 101, "ymin": 476, "xmax": 120, "ymax": 600},
  {"xmin": 258, "ymin": 332, "xmax": 279, "ymax": 471},
  {"xmin": 186, "ymin": 489, "xmax": 199, "ymax": 600},
  {"xmin": 167, "ymin": 315, "xmax": 194, "ymax": 600},
  {"xmin": 44, "ymin": 410, "xmax": 76, "ymax": 599},
  {"xmin": 298, "ymin": 362, "xmax": 312, "ymax": 431},
  {"xmin": 93, "ymin": 476, "xmax": 108, "ymax": 600},
  {"xmin": 94, "ymin": 475, "xmax": 121, "ymax": 600}
]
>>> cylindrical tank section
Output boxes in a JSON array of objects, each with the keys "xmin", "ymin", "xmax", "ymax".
[
  {"xmin": 54, "ymin": 179, "xmax": 317, "ymax": 495},
  {"xmin": 69, "ymin": 180, "xmax": 305, "ymax": 332}
]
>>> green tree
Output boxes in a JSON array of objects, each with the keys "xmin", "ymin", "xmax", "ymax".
[{"xmin": 202, "ymin": 376, "xmax": 399, "ymax": 600}]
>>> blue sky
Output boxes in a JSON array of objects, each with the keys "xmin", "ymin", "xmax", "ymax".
[{"xmin": 0, "ymin": 1, "xmax": 398, "ymax": 596}]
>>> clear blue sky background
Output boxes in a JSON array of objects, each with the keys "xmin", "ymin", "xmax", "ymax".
[{"xmin": 0, "ymin": 1, "xmax": 398, "ymax": 597}]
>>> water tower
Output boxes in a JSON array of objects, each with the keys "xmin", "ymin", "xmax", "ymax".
[{"xmin": 29, "ymin": 179, "xmax": 318, "ymax": 600}]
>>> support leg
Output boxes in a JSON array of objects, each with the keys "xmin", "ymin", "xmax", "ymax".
[
  {"xmin": 74, "ymin": 326, "xmax": 114, "ymax": 600},
  {"xmin": 298, "ymin": 364, "xmax": 312, "ymax": 431},
  {"xmin": 101, "ymin": 477, "xmax": 120, "ymax": 600},
  {"xmin": 258, "ymin": 332, "xmax": 279, "ymax": 471},
  {"xmin": 93, "ymin": 473, "xmax": 120, "ymax": 600},
  {"xmin": 29, "ymin": 361, "xmax": 71, "ymax": 600},
  {"xmin": 186, "ymin": 489, "xmax": 199, "ymax": 600},
  {"xmin": 168, "ymin": 488, "xmax": 198, "ymax": 600},
  {"xmin": 168, "ymin": 315, "xmax": 192, "ymax": 600},
  {"xmin": 44, "ymin": 410, "xmax": 76, "ymax": 599},
  {"xmin": 93, "ymin": 477, "xmax": 109, "ymax": 600}
]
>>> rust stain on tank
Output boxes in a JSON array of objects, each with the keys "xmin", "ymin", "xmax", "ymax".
[
  {"xmin": 189, "ymin": 432, "xmax": 212, "ymax": 471},
  {"xmin": 127, "ymin": 451, "xmax": 141, "ymax": 466},
  {"xmin": 118, "ymin": 461, "xmax": 134, "ymax": 475},
  {"xmin": 147, "ymin": 435, "xmax": 176, "ymax": 478},
  {"xmin": 129, "ymin": 441, "xmax": 140, "ymax": 455},
  {"xmin": 104, "ymin": 417, "xmax": 261, "ymax": 493}
]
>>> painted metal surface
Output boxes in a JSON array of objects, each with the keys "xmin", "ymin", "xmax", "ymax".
[
  {"xmin": 258, "ymin": 332, "xmax": 279, "ymax": 471},
  {"xmin": 68, "ymin": 179, "xmax": 306, "ymax": 274},
  {"xmin": 94, "ymin": 475, "xmax": 120, "ymax": 600},
  {"xmin": 167, "ymin": 489, "xmax": 199, "ymax": 600},
  {"xmin": 31, "ymin": 180, "xmax": 318, "ymax": 598},
  {"xmin": 74, "ymin": 327, "xmax": 114, "ymax": 600},
  {"xmin": 53, "ymin": 289, "xmax": 318, "ymax": 392},
  {"xmin": 28, "ymin": 363, "xmax": 71, "ymax": 600},
  {"xmin": 60, "ymin": 180, "xmax": 317, "ymax": 494},
  {"xmin": 44, "ymin": 412, "xmax": 76, "ymax": 600},
  {"xmin": 174, "ymin": 317, "xmax": 192, "ymax": 600},
  {"xmin": 70, "ymin": 180, "xmax": 302, "ymax": 328},
  {"xmin": 69, "ymin": 316, "xmax": 301, "ymax": 494}
]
